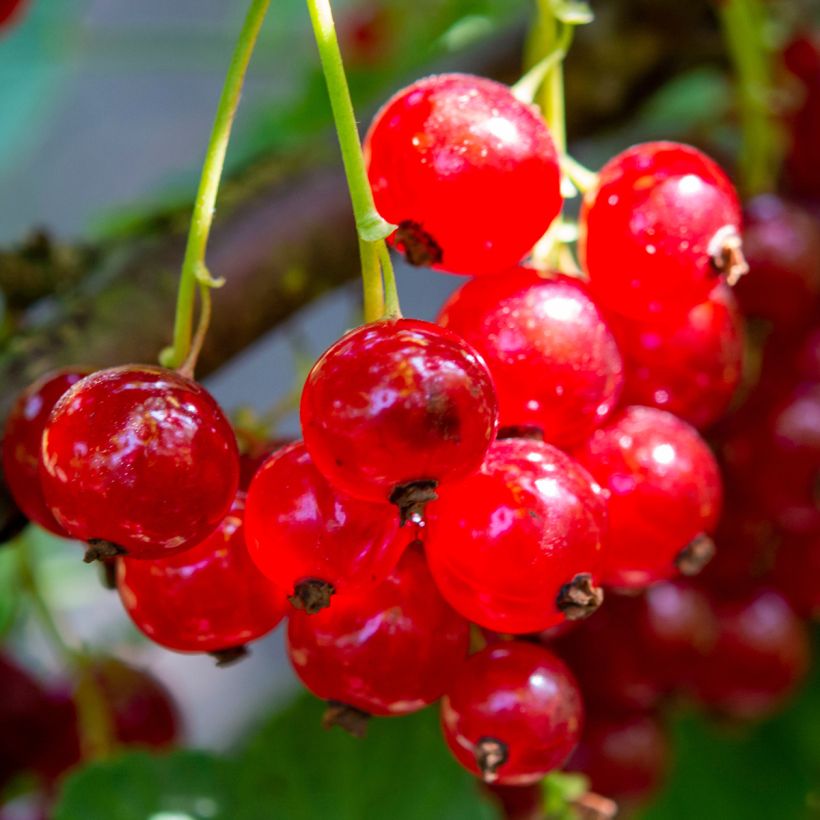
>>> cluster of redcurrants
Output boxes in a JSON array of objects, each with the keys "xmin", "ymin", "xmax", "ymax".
[{"xmin": 1, "ymin": 60, "xmax": 817, "ymax": 813}]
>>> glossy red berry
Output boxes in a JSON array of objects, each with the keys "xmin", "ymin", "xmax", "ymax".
[
  {"xmin": 2, "ymin": 368, "xmax": 91, "ymax": 536},
  {"xmin": 364, "ymin": 73, "xmax": 562, "ymax": 275},
  {"xmin": 687, "ymin": 588, "xmax": 810, "ymax": 720},
  {"xmin": 580, "ymin": 141, "xmax": 744, "ymax": 318},
  {"xmin": 441, "ymin": 642, "xmax": 583, "ymax": 785},
  {"xmin": 301, "ymin": 319, "xmax": 498, "ymax": 515},
  {"xmin": 437, "ymin": 269, "xmax": 623, "ymax": 447},
  {"xmin": 287, "ymin": 546, "xmax": 470, "ymax": 721},
  {"xmin": 566, "ymin": 711, "xmax": 669, "ymax": 803},
  {"xmin": 117, "ymin": 492, "xmax": 285, "ymax": 658},
  {"xmin": 574, "ymin": 406, "xmax": 722, "ymax": 589},
  {"xmin": 425, "ymin": 438, "xmax": 606, "ymax": 634},
  {"xmin": 605, "ymin": 284, "xmax": 744, "ymax": 430},
  {"xmin": 39, "ymin": 366, "xmax": 239, "ymax": 560},
  {"xmin": 245, "ymin": 441, "xmax": 401, "ymax": 613}
]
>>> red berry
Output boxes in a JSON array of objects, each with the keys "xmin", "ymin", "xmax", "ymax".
[
  {"xmin": 580, "ymin": 142, "xmax": 744, "ymax": 318},
  {"xmin": 574, "ymin": 406, "xmax": 722, "ymax": 589},
  {"xmin": 687, "ymin": 588, "xmax": 810, "ymax": 720},
  {"xmin": 437, "ymin": 269, "xmax": 623, "ymax": 447},
  {"xmin": 300, "ymin": 319, "xmax": 498, "ymax": 515},
  {"xmin": 364, "ymin": 74, "xmax": 562, "ymax": 275},
  {"xmin": 605, "ymin": 284, "xmax": 744, "ymax": 430},
  {"xmin": 39, "ymin": 366, "xmax": 239, "ymax": 559},
  {"xmin": 2, "ymin": 368, "xmax": 91, "ymax": 536},
  {"xmin": 566, "ymin": 711, "xmax": 669, "ymax": 803},
  {"xmin": 424, "ymin": 438, "xmax": 606, "ymax": 634},
  {"xmin": 0, "ymin": 0, "xmax": 27, "ymax": 29},
  {"xmin": 245, "ymin": 441, "xmax": 401, "ymax": 613},
  {"xmin": 784, "ymin": 37, "xmax": 820, "ymax": 198},
  {"xmin": 441, "ymin": 642, "xmax": 583, "ymax": 785},
  {"xmin": 117, "ymin": 492, "xmax": 285, "ymax": 657},
  {"xmin": 238, "ymin": 438, "xmax": 292, "ymax": 490},
  {"xmin": 287, "ymin": 546, "xmax": 470, "ymax": 719},
  {"xmin": 771, "ymin": 535, "xmax": 820, "ymax": 621},
  {"xmin": 482, "ymin": 783, "xmax": 543, "ymax": 820}
]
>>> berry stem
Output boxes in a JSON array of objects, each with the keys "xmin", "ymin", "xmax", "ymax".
[
  {"xmin": 305, "ymin": 0, "xmax": 400, "ymax": 323},
  {"xmin": 161, "ymin": 0, "xmax": 272, "ymax": 371},
  {"xmin": 718, "ymin": 0, "xmax": 780, "ymax": 197}
]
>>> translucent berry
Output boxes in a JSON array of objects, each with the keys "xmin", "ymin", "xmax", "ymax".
[
  {"xmin": 117, "ymin": 492, "xmax": 285, "ymax": 660},
  {"xmin": 574, "ymin": 406, "xmax": 722, "ymax": 589},
  {"xmin": 364, "ymin": 73, "xmax": 562, "ymax": 275},
  {"xmin": 580, "ymin": 141, "xmax": 744, "ymax": 318},
  {"xmin": 2, "ymin": 368, "xmax": 91, "ymax": 536},
  {"xmin": 605, "ymin": 284, "xmax": 744, "ymax": 430},
  {"xmin": 245, "ymin": 441, "xmax": 401, "ymax": 613},
  {"xmin": 441, "ymin": 642, "xmax": 583, "ymax": 785},
  {"xmin": 39, "ymin": 366, "xmax": 239, "ymax": 560},
  {"xmin": 437, "ymin": 269, "xmax": 623, "ymax": 447},
  {"xmin": 425, "ymin": 438, "xmax": 606, "ymax": 634},
  {"xmin": 287, "ymin": 546, "xmax": 470, "ymax": 725},
  {"xmin": 301, "ymin": 319, "xmax": 498, "ymax": 517}
]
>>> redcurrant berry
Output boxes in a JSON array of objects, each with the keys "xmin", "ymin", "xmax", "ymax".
[
  {"xmin": 437, "ymin": 269, "xmax": 623, "ymax": 447},
  {"xmin": 574, "ymin": 406, "xmax": 722, "ymax": 589},
  {"xmin": 771, "ymin": 535, "xmax": 820, "ymax": 621},
  {"xmin": 287, "ymin": 546, "xmax": 470, "ymax": 727},
  {"xmin": 39, "ymin": 366, "xmax": 239, "ymax": 560},
  {"xmin": 441, "ymin": 642, "xmax": 583, "ymax": 785},
  {"xmin": 117, "ymin": 492, "xmax": 286, "ymax": 660},
  {"xmin": 0, "ymin": 0, "xmax": 27, "ymax": 29},
  {"xmin": 2, "ymin": 368, "xmax": 91, "ymax": 536},
  {"xmin": 364, "ymin": 74, "xmax": 562, "ymax": 275},
  {"xmin": 424, "ymin": 438, "xmax": 606, "ymax": 634},
  {"xmin": 580, "ymin": 141, "xmax": 744, "ymax": 318},
  {"xmin": 784, "ymin": 37, "xmax": 820, "ymax": 198},
  {"xmin": 245, "ymin": 441, "xmax": 401, "ymax": 613},
  {"xmin": 605, "ymin": 284, "xmax": 743, "ymax": 430},
  {"xmin": 300, "ymin": 319, "xmax": 498, "ymax": 518}
]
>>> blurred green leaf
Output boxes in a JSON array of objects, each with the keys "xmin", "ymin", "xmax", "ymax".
[{"xmin": 0, "ymin": 544, "xmax": 20, "ymax": 639}]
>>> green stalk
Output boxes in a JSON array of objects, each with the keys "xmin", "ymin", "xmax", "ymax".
[{"xmin": 161, "ymin": 0, "xmax": 272, "ymax": 370}]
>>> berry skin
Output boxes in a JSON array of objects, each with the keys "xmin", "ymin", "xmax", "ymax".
[
  {"xmin": 0, "ymin": 0, "xmax": 27, "ymax": 29},
  {"xmin": 574, "ymin": 406, "xmax": 722, "ymax": 589},
  {"xmin": 245, "ymin": 441, "xmax": 402, "ymax": 613},
  {"xmin": 441, "ymin": 642, "xmax": 583, "ymax": 785},
  {"xmin": 117, "ymin": 492, "xmax": 286, "ymax": 657},
  {"xmin": 2, "ymin": 368, "xmax": 91, "ymax": 536},
  {"xmin": 287, "ymin": 546, "xmax": 470, "ymax": 720},
  {"xmin": 437, "ymin": 269, "xmax": 623, "ymax": 447},
  {"xmin": 687, "ymin": 588, "xmax": 810, "ymax": 721},
  {"xmin": 424, "ymin": 438, "xmax": 606, "ymax": 634},
  {"xmin": 604, "ymin": 284, "xmax": 744, "ymax": 430},
  {"xmin": 364, "ymin": 73, "xmax": 562, "ymax": 275},
  {"xmin": 39, "ymin": 366, "xmax": 239, "ymax": 559},
  {"xmin": 301, "ymin": 319, "xmax": 498, "ymax": 514},
  {"xmin": 580, "ymin": 141, "xmax": 744, "ymax": 319}
]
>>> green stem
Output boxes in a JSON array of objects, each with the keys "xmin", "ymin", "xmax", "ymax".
[
  {"xmin": 359, "ymin": 238, "xmax": 385, "ymax": 323},
  {"xmin": 718, "ymin": 0, "xmax": 780, "ymax": 196},
  {"xmin": 378, "ymin": 243, "xmax": 401, "ymax": 319},
  {"xmin": 161, "ymin": 0, "xmax": 272, "ymax": 370}
]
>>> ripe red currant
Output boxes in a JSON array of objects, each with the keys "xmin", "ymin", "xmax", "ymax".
[
  {"xmin": 437, "ymin": 269, "xmax": 623, "ymax": 447},
  {"xmin": 580, "ymin": 141, "xmax": 744, "ymax": 318},
  {"xmin": 424, "ymin": 438, "xmax": 606, "ymax": 634},
  {"xmin": 117, "ymin": 492, "xmax": 286, "ymax": 660},
  {"xmin": 605, "ymin": 284, "xmax": 744, "ymax": 430},
  {"xmin": 245, "ymin": 441, "xmax": 401, "ymax": 613},
  {"xmin": 364, "ymin": 74, "xmax": 562, "ymax": 275},
  {"xmin": 0, "ymin": 0, "xmax": 27, "ymax": 29},
  {"xmin": 300, "ymin": 319, "xmax": 498, "ymax": 518},
  {"xmin": 39, "ymin": 366, "xmax": 239, "ymax": 560},
  {"xmin": 287, "ymin": 546, "xmax": 470, "ymax": 726},
  {"xmin": 441, "ymin": 642, "xmax": 583, "ymax": 785},
  {"xmin": 771, "ymin": 535, "xmax": 820, "ymax": 621},
  {"xmin": 2, "ymin": 367, "xmax": 91, "ymax": 536}
]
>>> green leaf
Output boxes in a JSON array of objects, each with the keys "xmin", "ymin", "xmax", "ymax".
[
  {"xmin": 0, "ymin": 542, "xmax": 21, "ymax": 638},
  {"xmin": 548, "ymin": 1, "xmax": 594, "ymax": 26}
]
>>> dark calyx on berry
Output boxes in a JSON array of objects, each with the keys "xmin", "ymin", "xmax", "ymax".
[
  {"xmin": 389, "ymin": 479, "xmax": 439, "ymax": 526},
  {"xmin": 98, "ymin": 559, "xmax": 118, "ymax": 591},
  {"xmin": 475, "ymin": 736, "xmax": 509, "ymax": 783},
  {"xmin": 497, "ymin": 426, "xmax": 545, "ymax": 442},
  {"xmin": 289, "ymin": 579, "xmax": 336, "ymax": 614},
  {"xmin": 322, "ymin": 701, "xmax": 370, "ymax": 738},
  {"xmin": 395, "ymin": 221, "xmax": 443, "ymax": 267},
  {"xmin": 556, "ymin": 573, "xmax": 604, "ymax": 620},
  {"xmin": 675, "ymin": 533, "xmax": 716, "ymax": 576},
  {"xmin": 209, "ymin": 646, "xmax": 250, "ymax": 667},
  {"xmin": 84, "ymin": 539, "xmax": 127, "ymax": 564},
  {"xmin": 709, "ymin": 226, "xmax": 749, "ymax": 286}
]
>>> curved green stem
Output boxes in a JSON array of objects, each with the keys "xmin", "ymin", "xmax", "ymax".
[
  {"xmin": 378, "ymin": 243, "xmax": 401, "ymax": 319},
  {"xmin": 161, "ymin": 0, "xmax": 272, "ymax": 371}
]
